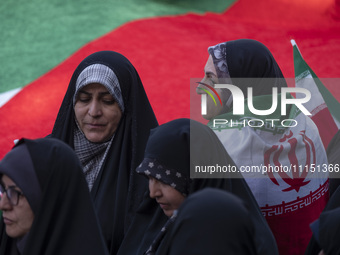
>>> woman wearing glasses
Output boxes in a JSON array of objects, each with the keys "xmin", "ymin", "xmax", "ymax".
[
  {"xmin": 0, "ymin": 138, "xmax": 108, "ymax": 255},
  {"xmin": 0, "ymin": 176, "xmax": 33, "ymax": 242}
]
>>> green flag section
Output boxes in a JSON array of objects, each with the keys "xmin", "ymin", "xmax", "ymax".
[
  {"xmin": 292, "ymin": 39, "xmax": 340, "ymax": 148},
  {"xmin": 0, "ymin": 0, "xmax": 235, "ymax": 94},
  {"xmin": 0, "ymin": 0, "xmax": 340, "ymax": 161},
  {"xmin": 293, "ymin": 39, "xmax": 340, "ymax": 123}
]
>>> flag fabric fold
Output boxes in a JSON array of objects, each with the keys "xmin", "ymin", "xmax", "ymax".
[
  {"xmin": 208, "ymin": 89, "xmax": 329, "ymax": 255},
  {"xmin": 292, "ymin": 39, "xmax": 340, "ymax": 149}
]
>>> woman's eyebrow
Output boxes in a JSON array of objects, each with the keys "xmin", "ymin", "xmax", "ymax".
[
  {"xmin": 78, "ymin": 90, "xmax": 91, "ymax": 95},
  {"xmin": 1, "ymin": 184, "xmax": 20, "ymax": 190},
  {"xmin": 7, "ymin": 185, "xmax": 19, "ymax": 189},
  {"xmin": 99, "ymin": 91, "xmax": 111, "ymax": 96},
  {"xmin": 78, "ymin": 90, "xmax": 111, "ymax": 96}
]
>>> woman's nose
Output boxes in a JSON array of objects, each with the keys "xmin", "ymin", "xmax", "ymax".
[
  {"xmin": 196, "ymin": 79, "xmax": 209, "ymax": 95},
  {"xmin": 149, "ymin": 179, "xmax": 162, "ymax": 198},
  {"xmin": 88, "ymin": 100, "xmax": 102, "ymax": 117},
  {"xmin": 0, "ymin": 193, "xmax": 12, "ymax": 210}
]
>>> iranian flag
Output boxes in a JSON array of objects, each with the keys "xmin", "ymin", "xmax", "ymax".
[
  {"xmin": 292, "ymin": 39, "xmax": 340, "ymax": 149},
  {"xmin": 207, "ymin": 90, "xmax": 329, "ymax": 254}
]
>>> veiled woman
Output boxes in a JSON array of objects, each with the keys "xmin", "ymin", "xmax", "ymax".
[
  {"xmin": 0, "ymin": 138, "xmax": 109, "ymax": 255},
  {"xmin": 117, "ymin": 118, "xmax": 278, "ymax": 255},
  {"xmin": 50, "ymin": 51, "xmax": 158, "ymax": 254},
  {"xmin": 197, "ymin": 39, "xmax": 328, "ymax": 254}
]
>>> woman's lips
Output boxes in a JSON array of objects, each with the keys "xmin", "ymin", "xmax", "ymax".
[
  {"xmin": 3, "ymin": 217, "xmax": 13, "ymax": 225},
  {"xmin": 86, "ymin": 123, "xmax": 105, "ymax": 128},
  {"xmin": 158, "ymin": 202, "xmax": 169, "ymax": 209}
]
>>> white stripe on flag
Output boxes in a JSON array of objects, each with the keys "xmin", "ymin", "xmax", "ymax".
[{"xmin": 0, "ymin": 87, "xmax": 22, "ymax": 108}]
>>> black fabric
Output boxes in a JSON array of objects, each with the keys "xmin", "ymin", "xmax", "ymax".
[
  {"xmin": 117, "ymin": 192, "xmax": 168, "ymax": 255},
  {"xmin": 224, "ymin": 39, "xmax": 287, "ymax": 97},
  {"xmin": 157, "ymin": 188, "xmax": 257, "ymax": 255},
  {"xmin": 117, "ymin": 118, "xmax": 278, "ymax": 255},
  {"xmin": 317, "ymin": 207, "xmax": 340, "ymax": 255},
  {"xmin": 0, "ymin": 138, "xmax": 108, "ymax": 255},
  {"xmin": 144, "ymin": 211, "xmax": 177, "ymax": 255},
  {"xmin": 305, "ymin": 185, "xmax": 340, "ymax": 255},
  {"xmin": 326, "ymin": 129, "xmax": 340, "ymax": 196},
  {"xmin": 50, "ymin": 51, "xmax": 158, "ymax": 254}
]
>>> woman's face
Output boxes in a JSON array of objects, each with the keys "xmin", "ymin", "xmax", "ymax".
[
  {"xmin": 0, "ymin": 175, "xmax": 34, "ymax": 238},
  {"xmin": 74, "ymin": 83, "xmax": 123, "ymax": 143},
  {"xmin": 149, "ymin": 177, "xmax": 186, "ymax": 217},
  {"xmin": 196, "ymin": 55, "xmax": 231, "ymax": 120}
]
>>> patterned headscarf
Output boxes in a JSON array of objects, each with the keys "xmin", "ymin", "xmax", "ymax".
[
  {"xmin": 136, "ymin": 120, "xmax": 191, "ymax": 196},
  {"xmin": 136, "ymin": 158, "xmax": 189, "ymax": 196},
  {"xmin": 207, "ymin": 39, "xmax": 287, "ymax": 97},
  {"xmin": 74, "ymin": 63, "xmax": 124, "ymax": 112},
  {"xmin": 73, "ymin": 63, "xmax": 122, "ymax": 190},
  {"xmin": 208, "ymin": 42, "xmax": 231, "ymax": 80},
  {"xmin": 74, "ymin": 128, "xmax": 113, "ymax": 190}
]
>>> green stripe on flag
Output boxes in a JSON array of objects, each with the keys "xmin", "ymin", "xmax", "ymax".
[
  {"xmin": 291, "ymin": 39, "xmax": 340, "ymax": 123},
  {"xmin": 0, "ymin": 0, "xmax": 235, "ymax": 93}
]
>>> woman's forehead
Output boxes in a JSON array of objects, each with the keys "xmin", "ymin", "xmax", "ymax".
[{"xmin": 1, "ymin": 174, "xmax": 16, "ymax": 187}]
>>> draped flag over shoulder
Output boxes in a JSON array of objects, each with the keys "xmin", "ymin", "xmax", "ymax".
[
  {"xmin": 207, "ymin": 86, "xmax": 329, "ymax": 254},
  {"xmin": 292, "ymin": 39, "xmax": 340, "ymax": 149}
]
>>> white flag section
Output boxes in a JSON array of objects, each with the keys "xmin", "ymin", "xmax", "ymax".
[
  {"xmin": 0, "ymin": 88, "xmax": 22, "ymax": 108},
  {"xmin": 209, "ymin": 101, "xmax": 328, "ymax": 207}
]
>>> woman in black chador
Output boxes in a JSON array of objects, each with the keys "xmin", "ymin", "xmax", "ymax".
[
  {"xmin": 118, "ymin": 118, "xmax": 278, "ymax": 255},
  {"xmin": 0, "ymin": 138, "xmax": 109, "ymax": 255},
  {"xmin": 50, "ymin": 51, "xmax": 158, "ymax": 254}
]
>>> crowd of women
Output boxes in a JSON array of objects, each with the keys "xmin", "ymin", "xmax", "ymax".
[{"xmin": 0, "ymin": 39, "xmax": 339, "ymax": 255}]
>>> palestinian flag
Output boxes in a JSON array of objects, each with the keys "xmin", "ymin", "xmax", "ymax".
[
  {"xmin": 1, "ymin": 0, "xmax": 340, "ymax": 160},
  {"xmin": 0, "ymin": 0, "xmax": 340, "ymax": 254}
]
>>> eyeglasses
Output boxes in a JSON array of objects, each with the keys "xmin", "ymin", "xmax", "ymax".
[{"xmin": 0, "ymin": 184, "xmax": 24, "ymax": 206}]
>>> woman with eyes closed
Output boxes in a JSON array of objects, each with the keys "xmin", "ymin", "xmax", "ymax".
[
  {"xmin": 50, "ymin": 51, "xmax": 158, "ymax": 254},
  {"xmin": 117, "ymin": 118, "xmax": 278, "ymax": 255},
  {"xmin": 0, "ymin": 138, "xmax": 108, "ymax": 255}
]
